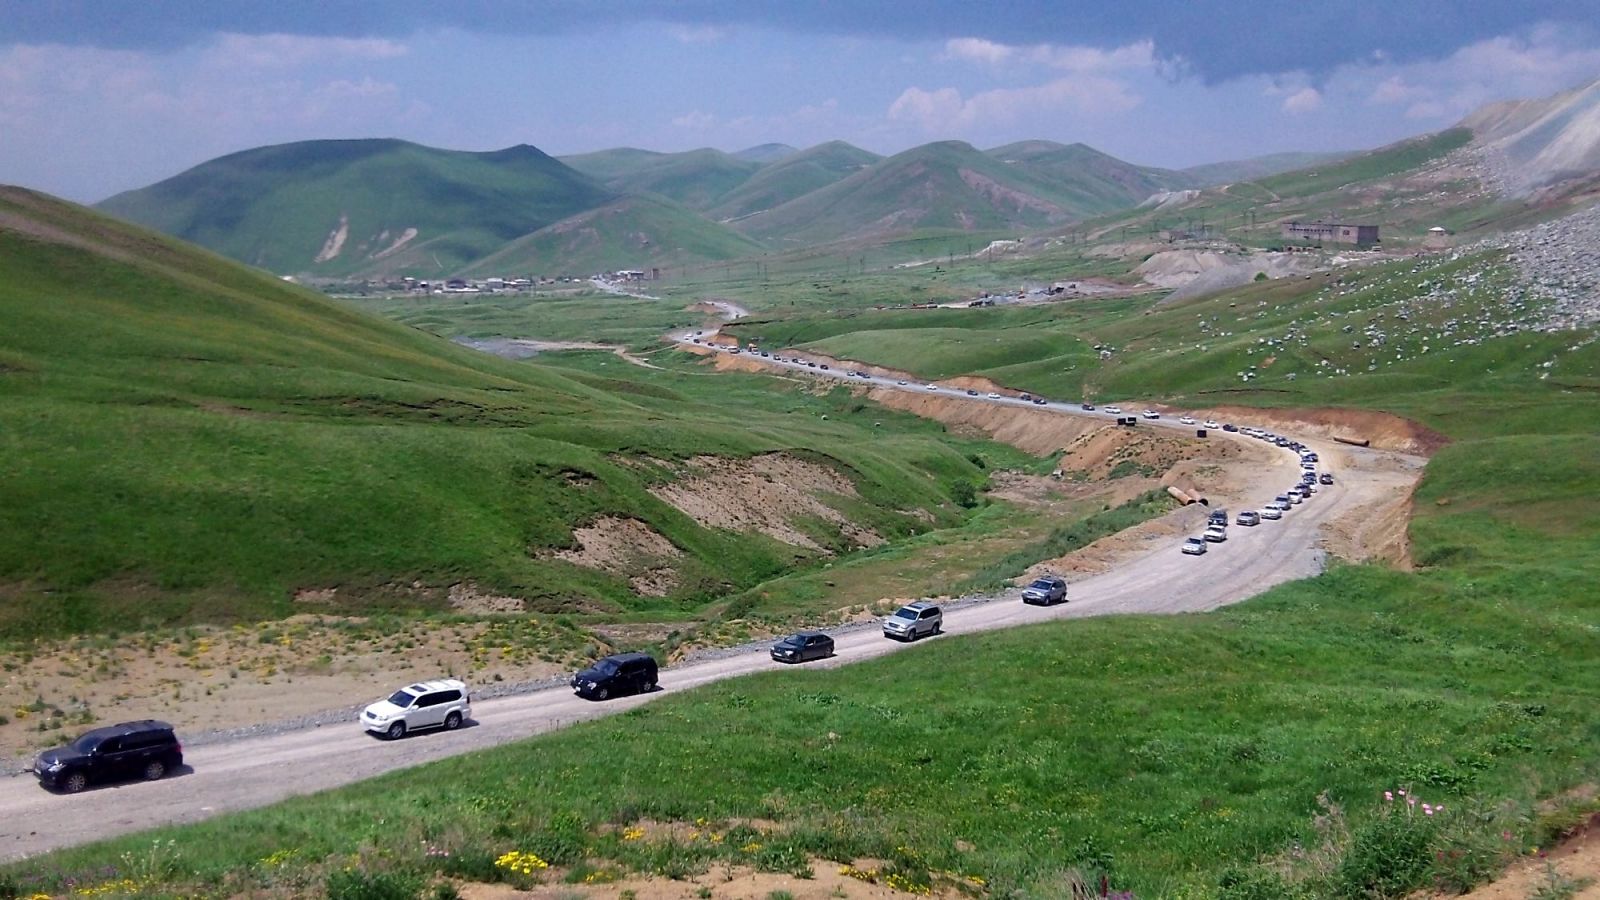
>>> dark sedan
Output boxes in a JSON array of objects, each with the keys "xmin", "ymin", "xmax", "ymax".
[{"xmin": 770, "ymin": 630, "xmax": 835, "ymax": 663}]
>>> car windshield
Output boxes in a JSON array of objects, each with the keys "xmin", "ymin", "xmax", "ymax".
[
  {"xmin": 69, "ymin": 733, "xmax": 101, "ymax": 753},
  {"xmin": 892, "ymin": 609, "xmax": 918, "ymax": 620},
  {"xmin": 1028, "ymin": 580, "xmax": 1055, "ymax": 590},
  {"xmin": 387, "ymin": 690, "xmax": 416, "ymax": 707},
  {"xmin": 592, "ymin": 659, "xmax": 620, "ymax": 674},
  {"xmin": 779, "ymin": 635, "xmax": 803, "ymax": 646}
]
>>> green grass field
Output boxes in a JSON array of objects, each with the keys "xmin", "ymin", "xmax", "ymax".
[
  {"xmin": 725, "ymin": 248, "xmax": 1600, "ymax": 442},
  {"xmin": 0, "ymin": 189, "xmax": 1064, "ymax": 642},
  {"xmin": 10, "ymin": 153, "xmax": 1600, "ymax": 900}
]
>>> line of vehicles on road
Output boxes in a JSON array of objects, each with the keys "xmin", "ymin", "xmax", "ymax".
[
  {"xmin": 29, "ymin": 598, "xmax": 965, "ymax": 795},
  {"xmin": 1180, "ymin": 428, "xmax": 1334, "ymax": 555},
  {"xmin": 32, "ymin": 352, "xmax": 1332, "ymax": 795}
]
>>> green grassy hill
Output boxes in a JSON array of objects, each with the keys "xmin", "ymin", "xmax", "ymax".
[
  {"xmin": 558, "ymin": 147, "xmax": 763, "ymax": 210},
  {"xmin": 729, "ymin": 245, "xmax": 1599, "ymax": 437},
  {"xmin": 462, "ymin": 193, "xmax": 766, "ymax": 276},
  {"xmin": 708, "ymin": 141, "xmax": 881, "ymax": 223},
  {"xmin": 1085, "ymin": 128, "xmax": 1494, "ymax": 246},
  {"xmin": 0, "ymin": 186, "xmax": 997, "ymax": 640},
  {"xmin": 1180, "ymin": 150, "xmax": 1356, "ymax": 186},
  {"xmin": 984, "ymin": 140, "xmax": 1193, "ymax": 211},
  {"xmin": 734, "ymin": 140, "xmax": 1110, "ymax": 245},
  {"xmin": 732, "ymin": 143, "xmax": 799, "ymax": 163},
  {"xmin": 18, "ymin": 200, "xmax": 1600, "ymax": 900},
  {"xmin": 95, "ymin": 139, "xmax": 614, "ymax": 279}
]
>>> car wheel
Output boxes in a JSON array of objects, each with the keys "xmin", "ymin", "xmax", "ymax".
[
  {"xmin": 933, "ymin": 623, "xmax": 942, "ymax": 635},
  {"xmin": 62, "ymin": 771, "xmax": 88, "ymax": 794},
  {"xmin": 386, "ymin": 721, "xmax": 406, "ymax": 740},
  {"xmin": 444, "ymin": 712, "xmax": 462, "ymax": 730},
  {"xmin": 644, "ymin": 680, "xmax": 657, "ymax": 692},
  {"xmin": 142, "ymin": 760, "xmax": 166, "ymax": 781},
  {"xmin": 595, "ymin": 687, "xmax": 609, "ymax": 701}
]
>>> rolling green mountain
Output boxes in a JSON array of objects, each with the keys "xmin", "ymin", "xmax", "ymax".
[
  {"xmin": 732, "ymin": 143, "xmax": 799, "ymax": 163},
  {"xmin": 984, "ymin": 140, "xmax": 1193, "ymax": 211},
  {"xmin": 708, "ymin": 141, "xmax": 882, "ymax": 223},
  {"xmin": 733, "ymin": 140, "xmax": 1118, "ymax": 245},
  {"xmin": 95, "ymin": 139, "xmax": 613, "ymax": 279},
  {"xmin": 557, "ymin": 147, "xmax": 763, "ymax": 210},
  {"xmin": 462, "ymin": 192, "xmax": 765, "ymax": 276},
  {"xmin": 0, "ymin": 185, "xmax": 975, "ymax": 638},
  {"xmin": 1180, "ymin": 150, "xmax": 1355, "ymax": 186}
]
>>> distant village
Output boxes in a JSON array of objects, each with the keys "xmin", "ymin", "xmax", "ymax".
[{"xmin": 331, "ymin": 269, "xmax": 660, "ymax": 296}]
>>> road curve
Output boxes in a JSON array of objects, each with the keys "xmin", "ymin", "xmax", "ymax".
[{"xmin": 0, "ymin": 341, "xmax": 1416, "ymax": 861}]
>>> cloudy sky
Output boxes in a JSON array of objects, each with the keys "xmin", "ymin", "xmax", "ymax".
[{"xmin": 4, "ymin": 0, "xmax": 1599, "ymax": 203}]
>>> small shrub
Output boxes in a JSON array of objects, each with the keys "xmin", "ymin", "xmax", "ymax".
[
  {"xmin": 1217, "ymin": 867, "xmax": 1310, "ymax": 900},
  {"xmin": 426, "ymin": 884, "xmax": 462, "ymax": 900},
  {"xmin": 1528, "ymin": 862, "xmax": 1593, "ymax": 900},
  {"xmin": 950, "ymin": 481, "xmax": 978, "ymax": 508},
  {"xmin": 325, "ymin": 867, "xmax": 424, "ymax": 900},
  {"xmin": 1333, "ymin": 792, "xmax": 1442, "ymax": 898}
]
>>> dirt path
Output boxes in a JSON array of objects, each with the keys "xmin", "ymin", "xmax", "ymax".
[
  {"xmin": 589, "ymin": 277, "xmax": 662, "ymax": 300},
  {"xmin": 456, "ymin": 337, "xmax": 661, "ymax": 369},
  {"xmin": 686, "ymin": 299, "xmax": 750, "ymax": 320}
]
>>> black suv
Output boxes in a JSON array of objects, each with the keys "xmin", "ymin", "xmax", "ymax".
[
  {"xmin": 572, "ymin": 652, "xmax": 658, "ymax": 700},
  {"xmin": 34, "ymin": 720, "xmax": 183, "ymax": 794}
]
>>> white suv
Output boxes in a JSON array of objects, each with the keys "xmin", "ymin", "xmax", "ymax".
[{"xmin": 362, "ymin": 679, "xmax": 471, "ymax": 739}]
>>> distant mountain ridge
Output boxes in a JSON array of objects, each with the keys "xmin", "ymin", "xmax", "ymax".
[
  {"xmin": 98, "ymin": 139, "xmax": 614, "ymax": 278},
  {"xmin": 89, "ymin": 78, "xmax": 1600, "ymax": 277}
]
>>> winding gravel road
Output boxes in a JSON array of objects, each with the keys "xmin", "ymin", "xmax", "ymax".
[{"xmin": 0, "ymin": 341, "xmax": 1419, "ymax": 862}]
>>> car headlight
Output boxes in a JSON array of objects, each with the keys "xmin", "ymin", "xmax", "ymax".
[
  {"xmin": 585, "ymin": 681, "xmax": 597, "ymax": 689},
  {"xmin": 46, "ymin": 760, "xmax": 63, "ymax": 772}
]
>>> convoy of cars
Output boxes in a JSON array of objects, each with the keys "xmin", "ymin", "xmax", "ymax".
[{"xmin": 36, "ymin": 338, "xmax": 1344, "ymax": 797}]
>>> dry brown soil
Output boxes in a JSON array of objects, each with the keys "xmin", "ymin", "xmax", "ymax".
[
  {"xmin": 648, "ymin": 453, "xmax": 882, "ymax": 551},
  {"xmin": 1427, "ymin": 814, "xmax": 1600, "ymax": 899},
  {"xmin": 456, "ymin": 857, "xmax": 971, "ymax": 900},
  {"xmin": 1197, "ymin": 404, "xmax": 1451, "ymax": 454}
]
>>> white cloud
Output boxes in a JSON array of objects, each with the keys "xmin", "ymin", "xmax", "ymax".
[
  {"xmin": 943, "ymin": 37, "xmax": 1159, "ymax": 74},
  {"xmin": 1282, "ymin": 86, "xmax": 1323, "ymax": 114},
  {"xmin": 666, "ymin": 24, "xmax": 727, "ymax": 45},
  {"xmin": 1369, "ymin": 76, "xmax": 1427, "ymax": 105},
  {"xmin": 944, "ymin": 38, "xmax": 1013, "ymax": 65},
  {"xmin": 888, "ymin": 75, "xmax": 1142, "ymax": 133},
  {"xmin": 671, "ymin": 109, "xmax": 718, "ymax": 130},
  {"xmin": 1340, "ymin": 23, "xmax": 1600, "ymax": 123},
  {"xmin": 203, "ymin": 33, "xmax": 408, "ymax": 68}
]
